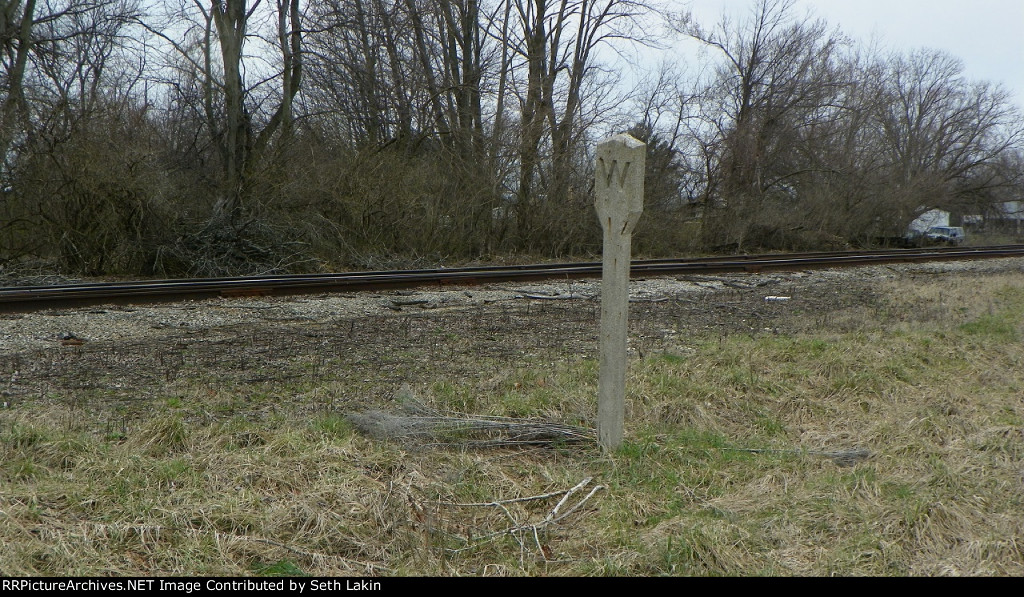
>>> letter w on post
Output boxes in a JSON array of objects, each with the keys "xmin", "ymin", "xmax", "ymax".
[{"xmin": 598, "ymin": 158, "xmax": 632, "ymax": 189}]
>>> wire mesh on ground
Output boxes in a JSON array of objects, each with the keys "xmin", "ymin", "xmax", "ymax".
[{"xmin": 346, "ymin": 386, "xmax": 594, "ymax": 448}]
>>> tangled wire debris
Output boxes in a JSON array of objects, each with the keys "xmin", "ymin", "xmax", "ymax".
[
  {"xmin": 347, "ymin": 409, "xmax": 595, "ymax": 448},
  {"xmin": 346, "ymin": 387, "xmax": 594, "ymax": 448}
]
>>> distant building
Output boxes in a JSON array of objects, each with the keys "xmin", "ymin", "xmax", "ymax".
[
  {"xmin": 962, "ymin": 202, "xmax": 1024, "ymax": 234},
  {"xmin": 995, "ymin": 201, "xmax": 1024, "ymax": 233},
  {"xmin": 908, "ymin": 209, "xmax": 950, "ymax": 234}
]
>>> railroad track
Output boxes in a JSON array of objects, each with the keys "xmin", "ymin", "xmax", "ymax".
[{"xmin": 2, "ymin": 245, "xmax": 1023, "ymax": 313}]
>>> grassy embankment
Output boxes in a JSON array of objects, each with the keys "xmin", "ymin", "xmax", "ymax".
[{"xmin": 1, "ymin": 272, "xmax": 1023, "ymax": 576}]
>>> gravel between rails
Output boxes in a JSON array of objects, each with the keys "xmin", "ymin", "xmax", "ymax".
[
  {"xmin": 1, "ymin": 257, "xmax": 1021, "ymax": 423},
  {"xmin": 2, "ymin": 258, "xmax": 1020, "ymax": 355}
]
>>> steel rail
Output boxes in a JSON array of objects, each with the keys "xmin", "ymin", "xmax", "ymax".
[{"xmin": 2, "ymin": 245, "xmax": 1023, "ymax": 313}]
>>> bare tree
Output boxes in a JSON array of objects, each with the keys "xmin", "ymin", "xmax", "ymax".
[
  {"xmin": 142, "ymin": 0, "xmax": 302, "ymax": 226},
  {"xmin": 0, "ymin": 0, "xmax": 38, "ymax": 174},
  {"xmin": 506, "ymin": 0, "xmax": 650, "ymax": 250},
  {"xmin": 781, "ymin": 48, "xmax": 889, "ymax": 241},
  {"xmin": 673, "ymin": 0, "xmax": 846, "ymax": 248},
  {"xmin": 871, "ymin": 49, "xmax": 1023, "ymax": 231},
  {"xmin": 1, "ymin": 0, "xmax": 162, "ymax": 271}
]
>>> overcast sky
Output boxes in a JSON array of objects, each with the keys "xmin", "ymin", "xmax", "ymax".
[{"xmin": 678, "ymin": 0, "xmax": 1024, "ymax": 110}]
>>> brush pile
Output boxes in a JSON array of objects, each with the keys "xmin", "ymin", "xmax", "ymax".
[{"xmin": 347, "ymin": 388, "xmax": 594, "ymax": 448}]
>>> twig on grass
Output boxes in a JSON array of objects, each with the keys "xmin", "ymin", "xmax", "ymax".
[
  {"xmin": 545, "ymin": 476, "xmax": 594, "ymax": 523},
  {"xmin": 439, "ymin": 477, "xmax": 605, "ymax": 555},
  {"xmin": 432, "ymin": 487, "xmax": 586, "ymax": 508}
]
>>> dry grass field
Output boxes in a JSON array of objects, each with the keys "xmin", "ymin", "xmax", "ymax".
[{"xmin": 1, "ymin": 263, "xmax": 1023, "ymax": 576}]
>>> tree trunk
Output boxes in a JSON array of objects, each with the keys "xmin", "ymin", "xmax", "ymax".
[
  {"xmin": 0, "ymin": 0, "xmax": 36, "ymax": 175},
  {"xmin": 212, "ymin": 0, "xmax": 250, "ymax": 224}
]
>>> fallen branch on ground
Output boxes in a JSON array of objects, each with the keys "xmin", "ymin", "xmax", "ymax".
[{"xmin": 434, "ymin": 477, "xmax": 605, "ymax": 557}]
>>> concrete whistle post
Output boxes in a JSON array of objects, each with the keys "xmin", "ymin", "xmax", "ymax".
[{"xmin": 595, "ymin": 133, "xmax": 645, "ymax": 451}]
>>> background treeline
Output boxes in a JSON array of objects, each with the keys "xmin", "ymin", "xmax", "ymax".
[{"xmin": 1, "ymin": 0, "xmax": 1022, "ymax": 276}]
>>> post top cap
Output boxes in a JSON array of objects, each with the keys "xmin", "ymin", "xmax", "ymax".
[{"xmin": 598, "ymin": 133, "xmax": 645, "ymax": 150}]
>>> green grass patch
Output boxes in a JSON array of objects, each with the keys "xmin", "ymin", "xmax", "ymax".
[
  {"xmin": 959, "ymin": 314, "xmax": 1018, "ymax": 341},
  {"xmin": 252, "ymin": 560, "xmax": 310, "ymax": 577}
]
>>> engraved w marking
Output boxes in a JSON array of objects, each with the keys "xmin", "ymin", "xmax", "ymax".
[{"xmin": 598, "ymin": 157, "xmax": 632, "ymax": 189}]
